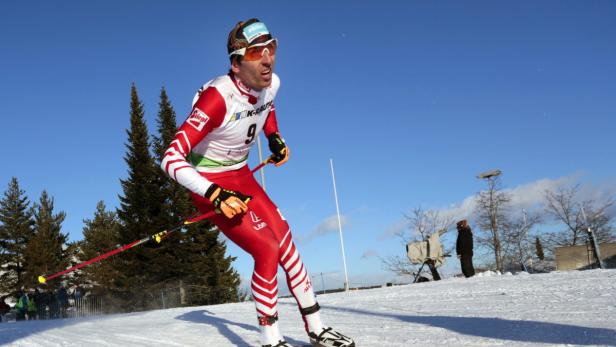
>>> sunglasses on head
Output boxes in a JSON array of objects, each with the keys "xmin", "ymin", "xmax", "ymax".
[{"xmin": 230, "ymin": 38, "xmax": 277, "ymax": 61}]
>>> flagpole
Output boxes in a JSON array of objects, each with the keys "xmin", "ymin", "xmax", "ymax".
[
  {"xmin": 330, "ymin": 158, "xmax": 350, "ymax": 291},
  {"xmin": 257, "ymin": 136, "xmax": 266, "ymax": 190}
]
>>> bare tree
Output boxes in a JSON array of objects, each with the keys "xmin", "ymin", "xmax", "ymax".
[
  {"xmin": 579, "ymin": 200, "xmax": 615, "ymax": 244},
  {"xmin": 544, "ymin": 186, "xmax": 584, "ymax": 246},
  {"xmin": 475, "ymin": 176, "xmax": 511, "ymax": 272},
  {"xmin": 399, "ymin": 207, "xmax": 455, "ymax": 243},
  {"xmin": 501, "ymin": 210, "xmax": 541, "ymax": 271},
  {"xmin": 382, "ymin": 207, "xmax": 455, "ymax": 276},
  {"xmin": 544, "ymin": 185, "xmax": 615, "ymax": 246}
]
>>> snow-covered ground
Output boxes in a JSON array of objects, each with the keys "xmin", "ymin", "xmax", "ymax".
[{"xmin": 1, "ymin": 269, "xmax": 615, "ymax": 347}]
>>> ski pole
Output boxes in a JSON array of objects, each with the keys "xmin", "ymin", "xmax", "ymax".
[
  {"xmin": 38, "ymin": 211, "xmax": 216, "ymax": 284},
  {"xmin": 252, "ymin": 155, "xmax": 274, "ymax": 172},
  {"xmin": 38, "ymin": 156, "xmax": 275, "ymax": 285}
]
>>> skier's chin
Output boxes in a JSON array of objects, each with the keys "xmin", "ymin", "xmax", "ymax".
[{"xmin": 257, "ymin": 78, "xmax": 272, "ymax": 90}]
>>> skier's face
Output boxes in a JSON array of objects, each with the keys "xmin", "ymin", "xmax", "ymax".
[{"xmin": 231, "ymin": 45, "xmax": 276, "ymax": 91}]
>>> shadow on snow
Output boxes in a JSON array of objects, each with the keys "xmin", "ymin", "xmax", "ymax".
[
  {"xmin": 176, "ymin": 309, "xmax": 309, "ymax": 347},
  {"xmin": 315, "ymin": 304, "xmax": 616, "ymax": 346}
]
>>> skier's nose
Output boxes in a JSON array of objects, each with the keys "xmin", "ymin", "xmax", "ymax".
[{"xmin": 261, "ymin": 50, "xmax": 273, "ymax": 65}]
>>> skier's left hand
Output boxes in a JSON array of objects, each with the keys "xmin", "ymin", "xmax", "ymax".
[
  {"xmin": 205, "ymin": 184, "xmax": 252, "ymax": 219},
  {"xmin": 267, "ymin": 132, "xmax": 289, "ymax": 167}
]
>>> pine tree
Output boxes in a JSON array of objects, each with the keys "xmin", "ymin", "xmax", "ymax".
[
  {"xmin": 149, "ymin": 87, "xmax": 193, "ymax": 282},
  {"xmin": 535, "ymin": 236, "xmax": 545, "ymax": 261},
  {"xmin": 152, "ymin": 87, "xmax": 241, "ymax": 305},
  {"xmin": 195, "ymin": 227, "xmax": 241, "ymax": 304},
  {"xmin": 24, "ymin": 190, "xmax": 69, "ymax": 287},
  {"xmin": 77, "ymin": 201, "xmax": 122, "ymax": 295},
  {"xmin": 153, "ymin": 87, "xmax": 181, "ymax": 166},
  {"xmin": 116, "ymin": 83, "xmax": 166, "ymax": 308},
  {"xmin": 152, "ymin": 87, "xmax": 194, "ymax": 237},
  {"xmin": 0, "ymin": 177, "xmax": 34, "ymax": 295}
]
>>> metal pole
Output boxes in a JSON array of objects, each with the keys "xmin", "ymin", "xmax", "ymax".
[
  {"xmin": 257, "ymin": 136, "xmax": 266, "ymax": 191},
  {"xmin": 521, "ymin": 209, "xmax": 528, "ymax": 273},
  {"xmin": 486, "ymin": 176, "xmax": 501, "ymax": 272},
  {"xmin": 329, "ymin": 158, "xmax": 350, "ymax": 291},
  {"xmin": 321, "ymin": 272, "xmax": 325, "ymax": 294}
]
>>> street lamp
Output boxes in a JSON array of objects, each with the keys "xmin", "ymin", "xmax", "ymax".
[
  {"xmin": 476, "ymin": 168, "xmax": 503, "ymax": 271},
  {"xmin": 476, "ymin": 169, "xmax": 502, "ymax": 180}
]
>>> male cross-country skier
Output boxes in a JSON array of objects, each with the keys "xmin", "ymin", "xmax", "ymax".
[{"xmin": 161, "ymin": 18, "xmax": 355, "ymax": 347}]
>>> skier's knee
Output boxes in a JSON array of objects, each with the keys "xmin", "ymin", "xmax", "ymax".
[{"xmin": 253, "ymin": 237, "xmax": 280, "ymax": 263}]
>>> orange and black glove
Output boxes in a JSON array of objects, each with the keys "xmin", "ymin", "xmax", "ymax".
[
  {"xmin": 267, "ymin": 133, "xmax": 289, "ymax": 166},
  {"xmin": 205, "ymin": 184, "xmax": 252, "ymax": 219}
]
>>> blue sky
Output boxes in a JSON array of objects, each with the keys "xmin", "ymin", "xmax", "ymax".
[{"xmin": 1, "ymin": 1, "xmax": 615, "ymax": 290}]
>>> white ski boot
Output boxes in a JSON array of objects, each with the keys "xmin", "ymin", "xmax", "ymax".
[
  {"xmin": 309, "ymin": 327, "xmax": 355, "ymax": 347},
  {"xmin": 260, "ymin": 314, "xmax": 294, "ymax": 347}
]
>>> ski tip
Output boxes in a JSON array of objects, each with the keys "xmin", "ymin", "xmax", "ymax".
[{"xmin": 38, "ymin": 276, "xmax": 47, "ymax": 284}]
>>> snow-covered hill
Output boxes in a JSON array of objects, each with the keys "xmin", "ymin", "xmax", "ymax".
[{"xmin": 1, "ymin": 270, "xmax": 615, "ymax": 347}]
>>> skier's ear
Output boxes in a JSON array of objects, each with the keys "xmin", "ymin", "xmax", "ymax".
[{"xmin": 231, "ymin": 56, "xmax": 242, "ymax": 74}]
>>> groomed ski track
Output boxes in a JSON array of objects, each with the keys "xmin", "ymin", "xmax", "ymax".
[{"xmin": 1, "ymin": 269, "xmax": 615, "ymax": 346}]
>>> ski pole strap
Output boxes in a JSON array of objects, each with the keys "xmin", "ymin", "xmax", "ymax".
[
  {"xmin": 258, "ymin": 313, "xmax": 279, "ymax": 326},
  {"xmin": 299, "ymin": 302, "xmax": 320, "ymax": 316}
]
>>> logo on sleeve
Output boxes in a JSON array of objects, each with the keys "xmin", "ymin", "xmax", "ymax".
[
  {"xmin": 304, "ymin": 278, "xmax": 313, "ymax": 293},
  {"xmin": 187, "ymin": 108, "xmax": 209, "ymax": 131}
]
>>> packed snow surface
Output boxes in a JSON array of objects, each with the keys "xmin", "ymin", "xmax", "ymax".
[{"xmin": 1, "ymin": 269, "xmax": 615, "ymax": 346}]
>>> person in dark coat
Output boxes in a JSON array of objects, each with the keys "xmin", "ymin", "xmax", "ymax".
[
  {"xmin": 456, "ymin": 219, "xmax": 475, "ymax": 277},
  {"xmin": 33, "ymin": 289, "xmax": 49, "ymax": 320},
  {"xmin": 0, "ymin": 296, "xmax": 11, "ymax": 322},
  {"xmin": 56, "ymin": 286, "xmax": 69, "ymax": 318},
  {"xmin": 26, "ymin": 291, "xmax": 37, "ymax": 320}
]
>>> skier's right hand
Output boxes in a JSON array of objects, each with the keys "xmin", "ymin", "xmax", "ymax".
[{"xmin": 205, "ymin": 184, "xmax": 252, "ymax": 219}]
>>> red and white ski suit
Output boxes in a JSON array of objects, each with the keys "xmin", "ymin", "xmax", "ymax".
[{"xmin": 161, "ymin": 73, "xmax": 317, "ymax": 324}]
